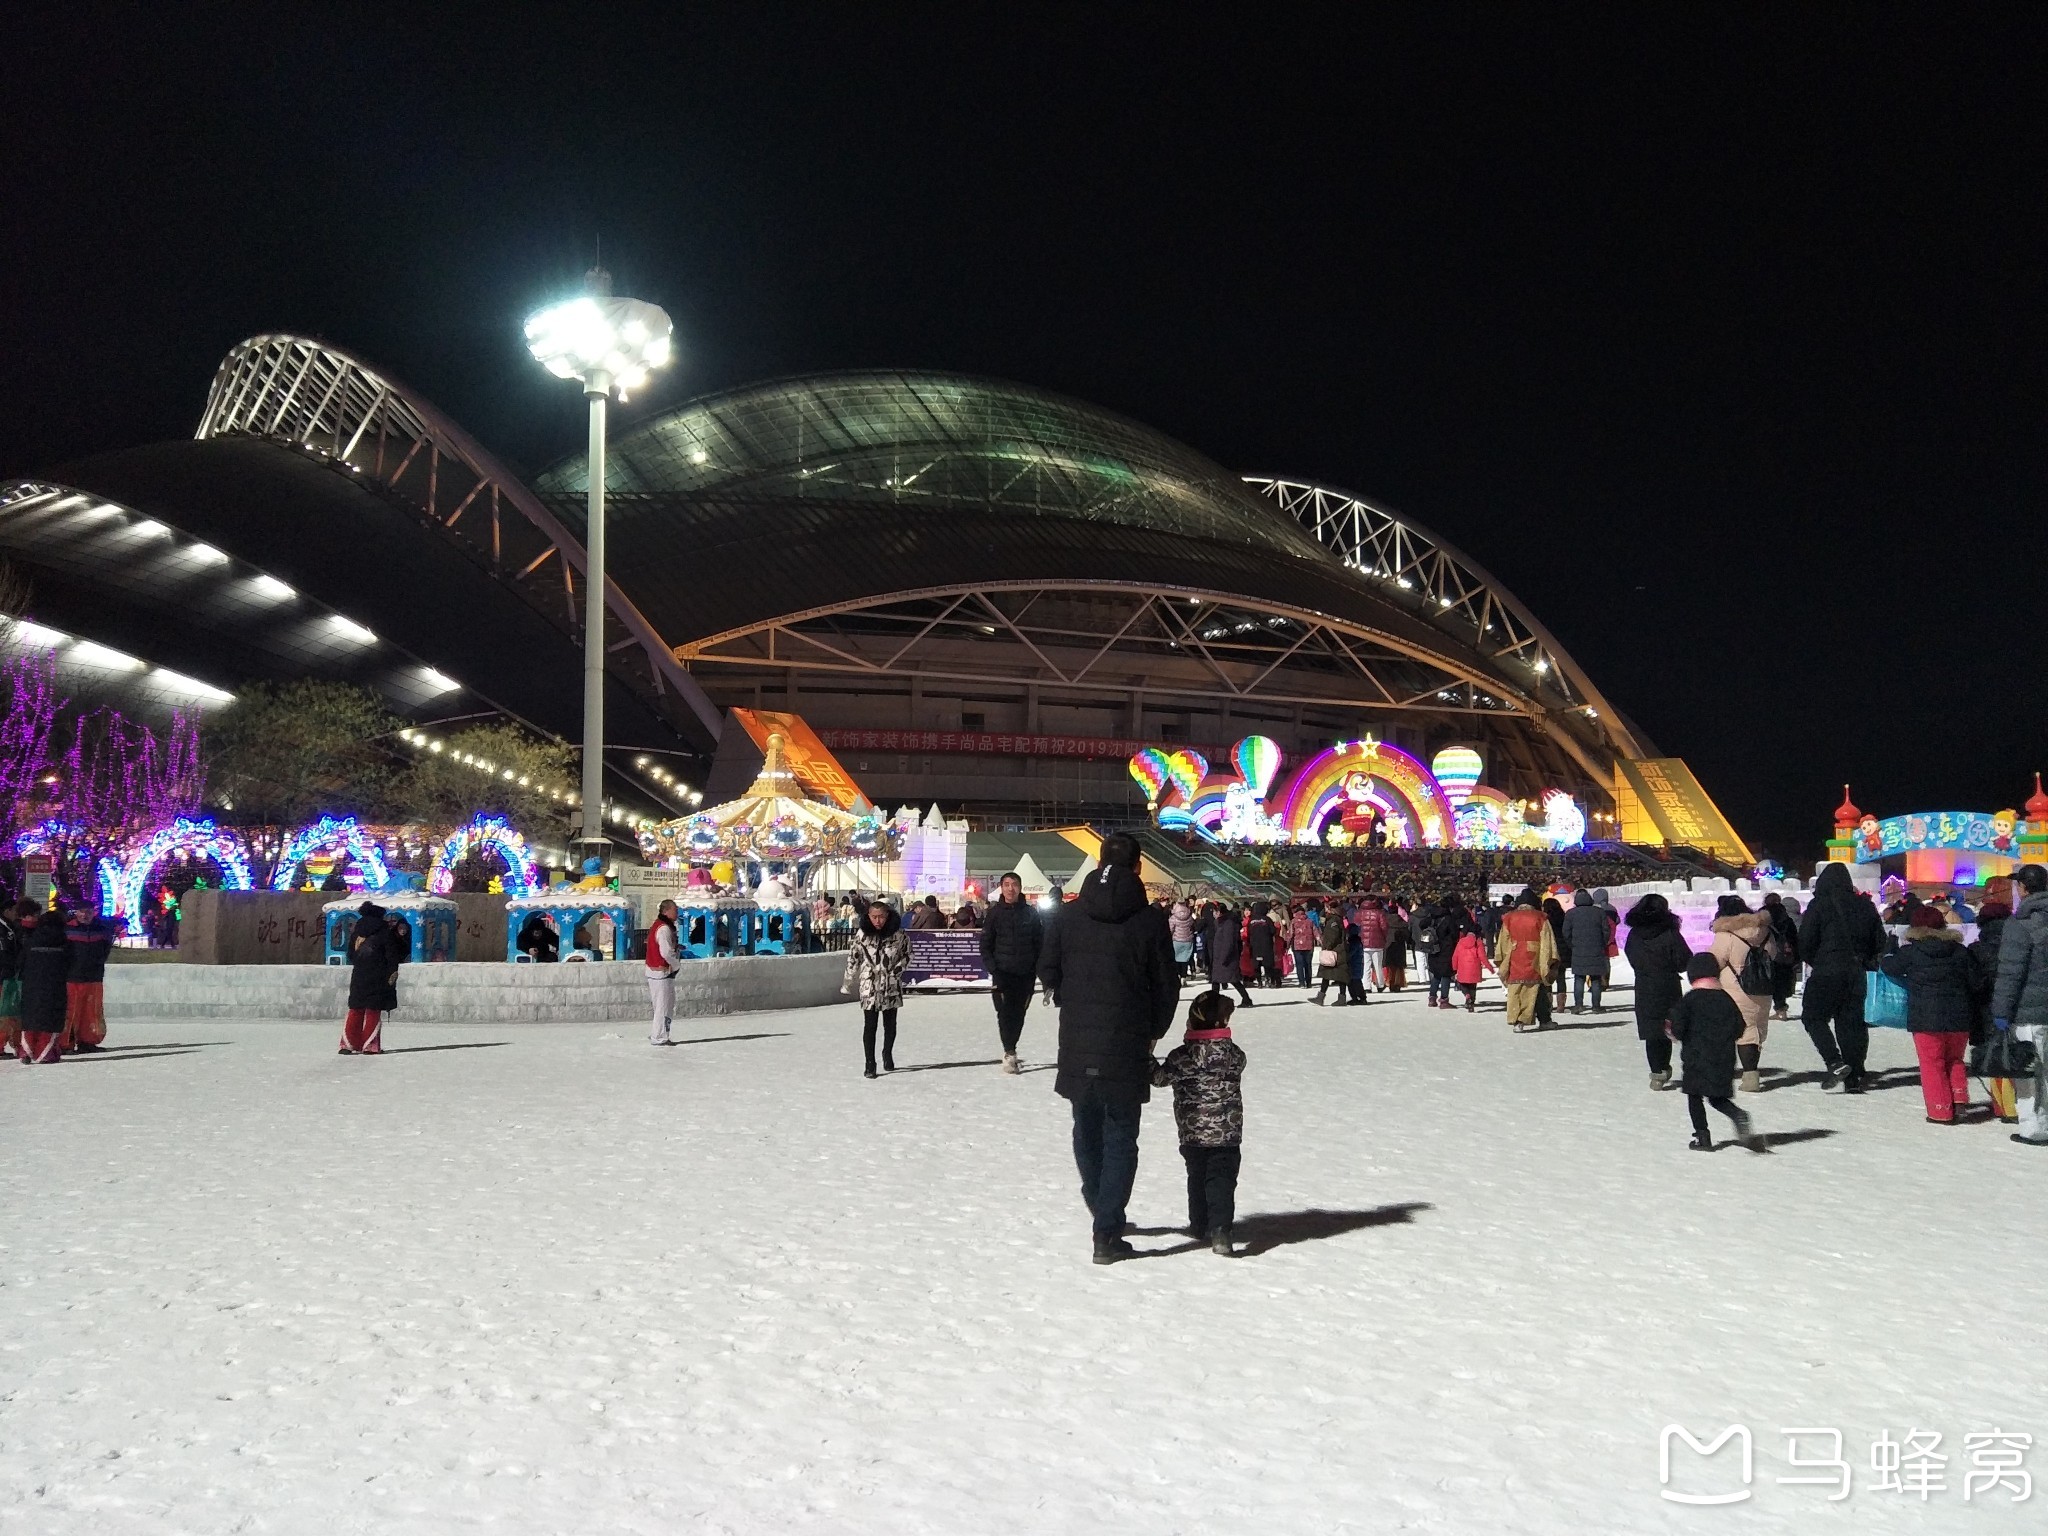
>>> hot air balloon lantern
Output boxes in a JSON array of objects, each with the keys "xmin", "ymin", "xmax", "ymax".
[
  {"xmin": 1233, "ymin": 736, "xmax": 1283, "ymax": 802},
  {"xmin": 1127, "ymin": 748, "xmax": 1171, "ymax": 809},
  {"xmin": 1431, "ymin": 746, "xmax": 1485, "ymax": 808},
  {"xmin": 1164, "ymin": 750, "xmax": 1208, "ymax": 806}
]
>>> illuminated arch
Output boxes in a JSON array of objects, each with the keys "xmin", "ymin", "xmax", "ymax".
[
  {"xmin": 1273, "ymin": 738, "xmax": 1456, "ymax": 848},
  {"xmin": 426, "ymin": 815, "xmax": 537, "ymax": 896},
  {"xmin": 117, "ymin": 818, "xmax": 253, "ymax": 935},
  {"xmin": 272, "ymin": 815, "xmax": 391, "ymax": 892}
]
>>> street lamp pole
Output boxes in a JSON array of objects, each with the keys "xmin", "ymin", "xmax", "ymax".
[
  {"xmin": 581, "ymin": 372, "xmax": 608, "ymax": 859},
  {"xmin": 524, "ymin": 267, "xmax": 674, "ymax": 871}
]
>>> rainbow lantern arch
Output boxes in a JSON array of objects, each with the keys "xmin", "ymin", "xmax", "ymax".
[
  {"xmin": 271, "ymin": 815, "xmax": 391, "ymax": 892},
  {"xmin": 1272, "ymin": 737, "xmax": 1457, "ymax": 849},
  {"xmin": 427, "ymin": 815, "xmax": 538, "ymax": 896},
  {"xmin": 1133, "ymin": 733, "xmax": 1587, "ymax": 850}
]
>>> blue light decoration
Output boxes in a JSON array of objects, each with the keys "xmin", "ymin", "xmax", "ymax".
[
  {"xmin": 116, "ymin": 817, "xmax": 253, "ymax": 935},
  {"xmin": 271, "ymin": 815, "xmax": 392, "ymax": 892},
  {"xmin": 425, "ymin": 815, "xmax": 538, "ymax": 896}
]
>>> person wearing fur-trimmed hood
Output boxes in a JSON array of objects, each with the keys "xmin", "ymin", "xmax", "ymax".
[{"xmin": 843, "ymin": 900, "xmax": 911, "ymax": 1078}]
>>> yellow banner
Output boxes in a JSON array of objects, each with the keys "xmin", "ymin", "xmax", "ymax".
[
  {"xmin": 1613, "ymin": 758, "xmax": 1754, "ymax": 865},
  {"xmin": 730, "ymin": 709, "xmax": 874, "ymax": 813}
]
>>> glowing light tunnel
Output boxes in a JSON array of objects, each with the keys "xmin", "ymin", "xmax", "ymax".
[{"xmin": 426, "ymin": 815, "xmax": 538, "ymax": 896}]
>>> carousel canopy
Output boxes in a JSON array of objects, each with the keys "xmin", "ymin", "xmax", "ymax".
[{"xmin": 639, "ymin": 732, "xmax": 894, "ymax": 866}]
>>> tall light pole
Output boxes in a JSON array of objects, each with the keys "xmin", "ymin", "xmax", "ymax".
[{"xmin": 524, "ymin": 268, "xmax": 673, "ymax": 871}]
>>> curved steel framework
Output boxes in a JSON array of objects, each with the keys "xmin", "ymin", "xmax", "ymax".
[
  {"xmin": 1246, "ymin": 478, "xmax": 1646, "ymax": 762},
  {"xmin": 197, "ymin": 335, "xmax": 720, "ymax": 738},
  {"xmin": 676, "ymin": 579, "xmax": 1613, "ymax": 789}
]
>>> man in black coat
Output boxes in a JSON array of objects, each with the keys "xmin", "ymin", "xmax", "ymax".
[
  {"xmin": 1037, "ymin": 833, "xmax": 1178, "ymax": 1264},
  {"xmin": 979, "ymin": 871, "xmax": 1044, "ymax": 1074},
  {"xmin": 1797, "ymin": 861, "xmax": 1887, "ymax": 1091}
]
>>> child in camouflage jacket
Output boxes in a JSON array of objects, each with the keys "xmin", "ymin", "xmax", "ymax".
[{"xmin": 1152, "ymin": 989, "xmax": 1248, "ymax": 1256}]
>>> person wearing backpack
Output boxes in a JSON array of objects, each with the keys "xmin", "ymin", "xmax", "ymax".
[{"xmin": 1708, "ymin": 895, "xmax": 1776, "ymax": 1092}]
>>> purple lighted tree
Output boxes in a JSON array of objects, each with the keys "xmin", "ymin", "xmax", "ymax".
[
  {"xmin": 2, "ymin": 647, "xmax": 207, "ymax": 904},
  {"xmin": 0, "ymin": 650, "xmax": 61, "ymax": 827}
]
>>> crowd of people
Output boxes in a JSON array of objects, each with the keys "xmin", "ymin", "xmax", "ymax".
[{"xmin": 0, "ymin": 896, "xmax": 115, "ymax": 1062}]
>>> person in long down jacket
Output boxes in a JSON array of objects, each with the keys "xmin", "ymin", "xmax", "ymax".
[
  {"xmin": 341, "ymin": 901, "xmax": 400, "ymax": 1055},
  {"xmin": 1882, "ymin": 906, "xmax": 1984, "ymax": 1124},
  {"xmin": 1991, "ymin": 863, "xmax": 2048, "ymax": 1146},
  {"xmin": 16, "ymin": 908, "xmax": 71, "ymax": 1063},
  {"xmin": 1287, "ymin": 904, "xmax": 1318, "ymax": 991},
  {"xmin": 1314, "ymin": 907, "xmax": 1351, "ymax": 1006},
  {"xmin": 1424, "ymin": 895, "xmax": 1466, "ymax": 1008},
  {"xmin": 843, "ymin": 901, "xmax": 911, "ymax": 1078},
  {"xmin": 1969, "ymin": 899, "xmax": 2018, "ymax": 1123},
  {"xmin": 979, "ymin": 872, "xmax": 1045, "ymax": 1073},
  {"xmin": 1761, "ymin": 892, "xmax": 1801, "ymax": 1020},
  {"xmin": 1355, "ymin": 898, "xmax": 1391, "ymax": 992},
  {"xmin": 0, "ymin": 900, "xmax": 28, "ymax": 1060},
  {"xmin": 1384, "ymin": 904, "xmax": 1411, "ymax": 991},
  {"xmin": 1560, "ymin": 890, "xmax": 1612, "ymax": 1013},
  {"xmin": 1623, "ymin": 893, "xmax": 1692, "ymax": 1089},
  {"xmin": 1205, "ymin": 903, "xmax": 1254, "ymax": 1006},
  {"xmin": 1244, "ymin": 901, "xmax": 1280, "ymax": 987},
  {"xmin": 1707, "ymin": 896, "xmax": 1776, "ymax": 1092},
  {"xmin": 1169, "ymin": 900, "xmax": 1197, "ymax": 979},
  {"xmin": 1037, "ymin": 835, "xmax": 1178, "ymax": 1264},
  {"xmin": 1797, "ymin": 860, "xmax": 1888, "ymax": 1092},
  {"xmin": 1542, "ymin": 897, "xmax": 1570, "ymax": 1013}
]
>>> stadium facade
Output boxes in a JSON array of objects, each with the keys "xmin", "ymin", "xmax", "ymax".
[{"xmin": 0, "ymin": 333, "xmax": 1649, "ymax": 830}]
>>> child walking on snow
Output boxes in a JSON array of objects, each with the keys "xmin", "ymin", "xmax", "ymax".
[
  {"xmin": 1451, "ymin": 928, "xmax": 1491, "ymax": 1012},
  {"xmin": 1152, "ymin": 990, "xmax": 1247, "ymax": 1257},
  {"xmin": 1669, "ymin": 954, "xmax": 1765, "ymax": 1152}
]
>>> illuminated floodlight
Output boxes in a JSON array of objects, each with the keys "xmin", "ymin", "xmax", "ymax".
[
  {"xmin": 523, "ymin": 285, "xmax": 674, "ymax": 398},
  {"xmin": 6, "ymin": 618, "xmax": 69, "ymax": 649},
  {"xmin": 185, "ymin": 542, "xmax": 229, "ymax": 565},
  {"xmin": 69, "ymin": 640, "xmax": 143, "ymax": 671},
  {"xmin": 328, "ymin": 613, "xmax": 377, "ymax": 644},
  {"xmin": 151, "ymin": 668, "xmax": 234, "ymax": 702},
  {"xmin": 250, "ymin": 574, "xmax": 296, "ymax": 601},
  {"xmin": 419, "ymin": 666, "xmax": 460, "ymax": 694}
]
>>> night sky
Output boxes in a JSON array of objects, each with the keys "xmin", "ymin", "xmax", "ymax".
[{"xmin": 6, "ymin": 5, "xmax": 2042, "ymax": 860}]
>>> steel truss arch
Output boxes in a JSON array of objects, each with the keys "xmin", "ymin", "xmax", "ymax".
[
  {"xmin": 675, "ymin": 579, "xmax": 1616, "ymax": 788},
  {"xmin": 196, "ymin": 334, "xmax": 720, "ymax": 739},
  {"xmin": 1245, "ymin": 478, "xmax": 1647, "ymax": 763}
]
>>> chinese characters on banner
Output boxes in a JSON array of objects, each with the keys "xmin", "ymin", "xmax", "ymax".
[{"xmin": 819, "ymin": 729, "xmax": 1229, "ymax": 763}]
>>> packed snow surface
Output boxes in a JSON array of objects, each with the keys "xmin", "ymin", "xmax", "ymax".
[{"xmin": 4, "ymin": 981, "xmax": 2044, "ymax": 1533}]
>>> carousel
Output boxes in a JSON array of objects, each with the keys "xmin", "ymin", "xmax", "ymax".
[{"xmin": 637, "ymin": 732, "xmax": 899, "ymax": 955}]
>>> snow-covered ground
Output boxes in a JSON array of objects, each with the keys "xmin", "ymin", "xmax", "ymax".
[{"xmin": 4, "ymin": 978, "xmax": 2043, "ymax": 1534}]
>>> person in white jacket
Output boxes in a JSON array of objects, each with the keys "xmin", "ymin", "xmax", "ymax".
[{"xmin": 647, "ymin": 899, "xmax": 682, "ymax": 1045}]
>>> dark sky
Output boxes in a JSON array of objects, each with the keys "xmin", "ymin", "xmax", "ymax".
[{"xmin": 6, "ymin": 4, "xmax": 2043, "ymax": 858}]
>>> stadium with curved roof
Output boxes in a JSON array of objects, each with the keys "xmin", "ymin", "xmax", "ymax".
[{"xmin": 0, "ymin": 335, "xmax": 1650, "ymax": 830}]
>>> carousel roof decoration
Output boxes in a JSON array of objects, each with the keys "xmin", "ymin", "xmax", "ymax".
[{"xmin": 637, "ymin": 731, "xmax": 898, "ymax": 866}]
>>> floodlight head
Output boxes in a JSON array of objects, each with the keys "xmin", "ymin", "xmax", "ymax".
[{"xmin": 524, "ymin": 287, "xmax": 674, "ymax": 397}]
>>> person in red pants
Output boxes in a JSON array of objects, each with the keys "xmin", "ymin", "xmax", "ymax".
[
  {"xmin": 1881, "ymin": 905, "xmax": 1983, "ymax": 1123},
  {"xmin": 62, "ymin": 906, "xmax": 114, "ymax": 1052},
  {"xmin": 16, "ymin": 905, "xmax": 71, "ymax": 1064},
  {"xmin": 340, "ymin": 901, "xmax": 401, "ymax": 1055}
]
